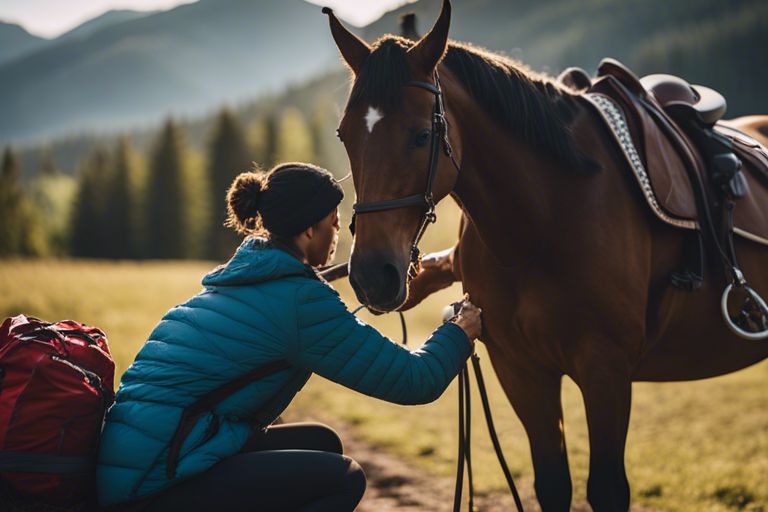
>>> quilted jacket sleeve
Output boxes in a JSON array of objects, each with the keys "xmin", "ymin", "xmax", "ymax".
[{"xmin": 290, "ymin": 278, "xmax": 472, "ymax": 405}]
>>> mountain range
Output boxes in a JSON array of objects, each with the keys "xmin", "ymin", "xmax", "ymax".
[
  {"xmin": 2, "ymin": 0, "xmax": 766, "ymax": 148},
  {"xmin": 0, "ymin": 0, "xmax": 341, "ymax": 143},
  {"xmin": 0, "ymin": 22, "xmax": 47, "ymax": 66},
  {"xmin": 55, "ymin": 10, "xmax": 158, "ymax": 45}
]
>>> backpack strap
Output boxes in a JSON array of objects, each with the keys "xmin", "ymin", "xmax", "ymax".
[{"xmin": 166, "ymin": 359, "xmax": 292, "ymax": 479}]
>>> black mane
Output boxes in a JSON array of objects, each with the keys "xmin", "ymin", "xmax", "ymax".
[{"xmin": 348, "ymin": 36, "xmax": 595, "ymax": 172}]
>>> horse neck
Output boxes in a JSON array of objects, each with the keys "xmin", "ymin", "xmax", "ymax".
[{"xmin": 448, "ymin": 84, "xmax": 565, "ymax": 266}]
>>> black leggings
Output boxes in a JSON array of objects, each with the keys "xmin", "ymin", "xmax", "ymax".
[{"xmin": 125, "ymin": 422, "xmax": 366, "ymax": 512}]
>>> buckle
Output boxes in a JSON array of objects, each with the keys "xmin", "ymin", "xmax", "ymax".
[{"xmin": 433, "ymin": 112, "xmax": 446, "ymax": 130}]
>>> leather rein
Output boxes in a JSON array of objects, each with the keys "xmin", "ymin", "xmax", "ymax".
[{"xmin": 320, "ymin": 259, "xmax": 525, "ymax": 511}]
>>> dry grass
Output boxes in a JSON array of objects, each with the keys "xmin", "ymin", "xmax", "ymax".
[{"xmin": 1, "ymin": 251, "xmax": 765, "ymax": 511}]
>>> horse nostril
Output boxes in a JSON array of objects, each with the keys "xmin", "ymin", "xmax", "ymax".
[
  {"xmin": 380, "ymin": 263, "xmax": 402, "ymax": 301},
  {"xmin": 349, "ymin": 257, "xmax": 406, "ymax": 310},
  {"xmin": 349, "ymin": 270, "xmax": 368, "ymax": 303}
]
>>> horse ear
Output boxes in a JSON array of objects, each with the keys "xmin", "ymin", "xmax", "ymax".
[
  {"xmin": 407, "ymin": 0, "xmax": 451, "ymax": 74},
  {"xmin": 322, "ymin": 7, "xmax": 371, "ymax": 75}
]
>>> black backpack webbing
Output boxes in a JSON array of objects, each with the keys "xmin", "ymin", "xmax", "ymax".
[{"xmin": 166, "ymin": 359, "xmax": 292, "ymax": 479}]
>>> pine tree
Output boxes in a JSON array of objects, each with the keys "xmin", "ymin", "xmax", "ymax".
[
  {"xmin": 207, "ymin": 108, "xmax": 252, "ymax": 260},
  {"xmin": 30, "ymin": 146, "xmax": 73, "ymax": 256},
  {"xmin": 263, "ymin": 113, "xmax": 279, "ymax": 168},
  {"xmin": 248, "ymin": 117, "xmax": 268, "ymax": 169},
  {"xmin": 0, "ymin": 148, "xmax": 24, "ymax": 256},
  {"xmin": 309, "ymin": 103, "xmax": 346, "ymax": 172},
  {"xmin": 145, "ymin": 119, "xmax": 188, "ymax": 259},
  {"xmin": 309, "ymin": 105, "xmax": 326, "ymax": 167},
  {"xmin": 103, "ymin": 137, "xmax": 137, "ymax": 259},
  {"xmin": 70, "ymin": 149, "xmax": 110, "ymax": 258},
  {"xmin": 29, "ymin": 170, "xmax": 76, "ymax": 257},
  {"xmin": 276, "ymin": 107, "xmax": 315, "ymax": 164},
  {"xmin": 0, "ymin": 147, "xmax": 48, "ymax": 257},
  {"xmin": 37, "ymin": 148, "xmax": 60, "ymax": 177}
]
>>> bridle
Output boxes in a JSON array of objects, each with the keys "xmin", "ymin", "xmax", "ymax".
[
  {"xmin": 340, "ymin": 71, "xmax": 524, "ymax": 511},
  {"xmin": 348, "ymin": 71, "xmax": 461, "ymax": 277}
]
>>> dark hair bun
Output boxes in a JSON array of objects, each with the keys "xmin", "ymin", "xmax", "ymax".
[{"xmin": 225, "ymin": 171, "xmax": 265, "ymax": 235}]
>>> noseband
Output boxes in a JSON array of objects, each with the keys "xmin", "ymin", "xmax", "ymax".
[{"xmin": 349, "ymin": 72, "xmax": 460, "ymax": 275}]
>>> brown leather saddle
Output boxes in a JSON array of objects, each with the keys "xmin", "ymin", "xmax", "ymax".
[
  {"xmin": 584, "ymin": 58, "xmax": 768, "ymax": 247},
  {"xmin": 581, "ymin": 59, "xmax": 768, "ymax": 338}
]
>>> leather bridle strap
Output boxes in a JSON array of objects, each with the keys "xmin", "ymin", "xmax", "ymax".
[
  {"xmin": 352, "ymin": 194, "xmax": 425, "ymax": 213},
  {"xmin": 350, "ymin": 72, "xmax": 458, "ymax": 267}
]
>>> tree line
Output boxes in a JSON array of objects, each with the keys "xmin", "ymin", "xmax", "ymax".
[{"xmin": 1, "ymin": 105, "xmax": 339, "ymax": 261}]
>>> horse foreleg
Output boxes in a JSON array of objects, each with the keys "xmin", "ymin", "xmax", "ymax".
[
  {"xmin": 574, "ymin": 345, "xmax": 632, "ymax": 511},
  {"xmin": 487, "ymin": 347, "xmax": 572, "ymax": 512}
]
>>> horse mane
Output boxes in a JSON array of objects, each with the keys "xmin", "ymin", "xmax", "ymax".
[{"xmin": 349, "ymin": 36, "xmax": 597, "ymax": 173}]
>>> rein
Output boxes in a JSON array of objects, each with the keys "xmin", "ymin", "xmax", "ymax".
[
  {"xmin": 444, "ymin": 305, "xmax": 525, "ymax": 512},
  {"xmin": 319, "ymin": 264, "xmax": 524, "ymax": 511},
  {"xmin": 454, "ymin": 358, "xmax": 524, "ymax": 511}
]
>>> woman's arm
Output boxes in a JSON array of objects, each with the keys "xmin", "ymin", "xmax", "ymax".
[{"xmin": 290, "ymin": 279, "xmax": 473, "ymax": 405}]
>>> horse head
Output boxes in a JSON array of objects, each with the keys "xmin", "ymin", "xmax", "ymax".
[{"xmin": 324, "ymin": 0, "xmax": 461, "ymax": 312}]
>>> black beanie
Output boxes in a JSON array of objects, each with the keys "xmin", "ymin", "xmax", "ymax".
[{"xmin": 259, "ymin": 163, "xmax": 344, "ymax": 237}]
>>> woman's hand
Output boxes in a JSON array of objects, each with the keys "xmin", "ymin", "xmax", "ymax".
[
  {"xmin": 451, "ymin": 295, "xmax": 482, "ymax": 341},
  {"xmin": 398, "ymin": 248, "xmax": 457, "ymax": 312}
]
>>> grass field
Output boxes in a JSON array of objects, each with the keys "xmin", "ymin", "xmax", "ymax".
[{"xmin": 0, "ymin": 258, "xmax": 765, "ymax": 512}]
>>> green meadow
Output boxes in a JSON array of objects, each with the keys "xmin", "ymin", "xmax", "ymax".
[{"xmin": 1, "ymin": 255, "xmax": 765, "ymax": 512}]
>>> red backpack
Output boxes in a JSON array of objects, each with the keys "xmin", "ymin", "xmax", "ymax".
[{"xmin": 0, "ymin": 315, "xmax": 115, "ymax": 508}]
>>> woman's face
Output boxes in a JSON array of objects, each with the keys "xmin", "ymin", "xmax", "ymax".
[{"xmin": 307, "ymin": 207, "xmax": 340, "ymax": 267}]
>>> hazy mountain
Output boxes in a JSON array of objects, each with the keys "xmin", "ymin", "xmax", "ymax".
[
  {"xmin": 0, "ymin": 0, "xmax": 340, "ymax": 143},
  {"xmin": 0, "ymin": 21, "xmax": 47, "ymax": 65},
  {"xmin": 55, "ymin": 10, "xmax": 157, "ymax": 43},
  {"xmin": 364, "ymin": 0, "xmax": 766, "ymax": 115},
  {"xmin": 5, "ymin": 0, "xmax": 765, "ymax": 150},
  {"xmin": 365, "ymin": 0, "xmax": 757, "ymax": 71}
]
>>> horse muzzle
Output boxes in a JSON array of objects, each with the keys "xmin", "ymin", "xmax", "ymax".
[{"xmin": 349, "ymin": 252, "xmax": 408, "ymax": 312}]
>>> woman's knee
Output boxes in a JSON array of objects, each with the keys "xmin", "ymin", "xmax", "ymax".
[
  {"xmin": 246, "ymin": 422, "xmax": 344, "ymax": 454},
  {"xmin": 343, "ymin": 457, "xmax": 367, "ymax": 502},
  {"xmin": 293, "ymin": 422, "xmax": 343, "ymax": 454}
]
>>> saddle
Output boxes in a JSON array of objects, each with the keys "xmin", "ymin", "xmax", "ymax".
[
  {"xmin": 582, "ymin": 60, "xmax": 768, "ymax": 337},
  {"xmin": 583, "ymin": 59, "xmax": 768, "ymax": 250}
]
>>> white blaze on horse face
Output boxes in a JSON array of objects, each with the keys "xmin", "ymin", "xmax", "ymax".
[{"xmin": 365, "ymin": 106, "xmax": 384, "ymax": 133}]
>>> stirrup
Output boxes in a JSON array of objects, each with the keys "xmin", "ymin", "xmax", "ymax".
[{"xmin": 720, "ymin": 269, "xmax": 768, "ymax": 341}]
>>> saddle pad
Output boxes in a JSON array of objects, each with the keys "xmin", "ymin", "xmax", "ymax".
[{"xmin": 584, "ymin": 92, "xmax": 768, "ymax": 247}]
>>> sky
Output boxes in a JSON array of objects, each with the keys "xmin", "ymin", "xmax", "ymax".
[{"xmin": 0, "ymin": 0, "xmax": 415, "ymax": 38}]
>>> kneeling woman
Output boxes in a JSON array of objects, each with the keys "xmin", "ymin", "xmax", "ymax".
[{"xmin": 97, "ymin": 163, "xmax": 481, "ymax": 512}]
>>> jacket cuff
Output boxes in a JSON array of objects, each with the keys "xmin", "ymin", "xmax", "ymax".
[{"xmin": 436, "ymin": 321, "xmax": 473, "ymax": 358}]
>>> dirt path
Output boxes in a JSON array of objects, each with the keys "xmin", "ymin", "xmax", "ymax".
[
  {"xmin": 323, "ymin": 419, "xmax": 658, "ymax": 512},
  {"xmin": 333, "ymin": 420, "xmax": 531, "ymax": 511}
]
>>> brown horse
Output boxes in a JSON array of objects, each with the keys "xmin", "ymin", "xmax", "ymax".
[{"xmin": 323, "ymin": 1, "xmax": 768, "ymax": 510}]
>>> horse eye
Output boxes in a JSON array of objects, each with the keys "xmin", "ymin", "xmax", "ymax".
[{"xmin": 414, "ymin": 129, "xmax": 431, "ymax": 148}]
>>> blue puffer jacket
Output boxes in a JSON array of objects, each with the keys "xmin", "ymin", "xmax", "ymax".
[{"xmin": 96, "ymin": 237, "xmax": 471, "ymax": 506}]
